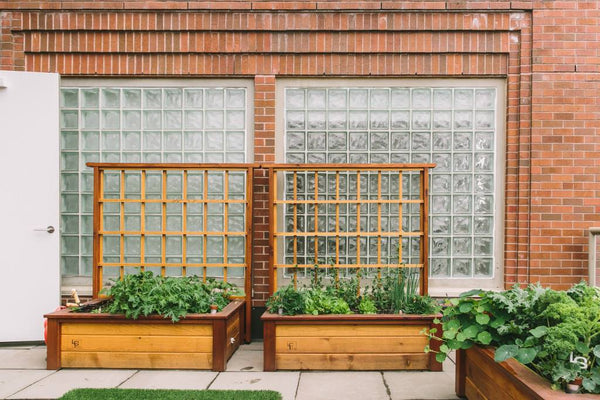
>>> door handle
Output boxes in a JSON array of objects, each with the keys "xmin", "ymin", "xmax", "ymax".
[{"xmin": 34, "ymin": 226, "xmax": 55, "ymax": 234}]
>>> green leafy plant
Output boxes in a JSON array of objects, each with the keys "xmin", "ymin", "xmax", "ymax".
[
  {"xmin": 266, "ymin": 285, "xmax": 305, "ymax": 315},
  {"xmin": 96, "ymin": 271, "xmax": 235, "ymax": 322},
  {"xmin": 265, "ymin": 266, "xmax": 439, "ymax": 316},
  {"xmin": 427, "ymin": 282, "xmax": 600, "ymax": 394},
  {"xmin": 358, "ymin": 297, "xmax": 377, "ymax": 314}
]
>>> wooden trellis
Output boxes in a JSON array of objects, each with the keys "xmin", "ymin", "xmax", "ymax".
[
  {"xmin": 88, "ymin": 163, "xmax": 254, "ymax": 338},
  {"xmin": 268, "ymin": 163, "xmax": 434, "ymax": 296}
]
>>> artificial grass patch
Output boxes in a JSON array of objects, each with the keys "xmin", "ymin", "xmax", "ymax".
[{"xmin": 59, "ymin": 388, "xmax": 283, "ymax": 400}]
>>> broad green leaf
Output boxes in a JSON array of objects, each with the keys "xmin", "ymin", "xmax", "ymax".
[
  {"xmin": 477, "ymin": 331, "xmax": 493, "ymax": 345},
  {"xmin": 475, "ymin": 313, "xmax": 490, "ymax": 325},
  {"xmin": 459, "ymin": 302, "xmax": 474, "ymax": 313},
  {"xmin": 575, "ymin": 341, "xmax": 590, "ymax": 355},
  {"xmin": 460, "ymin": 341, "xmax": 473, "ymax": 349},
  {"xmin": 515, "ymin": 348, "xmax": 537, "ymax": 364},
  {"xmin": 446, "ymin": 319, "xmax": 461, "ymax": 330},
  {"xmin": 463, "ymin": 325, "xmax": 480, "ymax": 339},
  {"xmin": 489, "ymin": 317, "xmax": 506, "ymax": 329},
  {"xmin": 436, "ymin": 352, "xmax": 447, "ymax": 363},
  {"xmin": 440, "ymin": 344, "xmax": 449, "ymax": 354},
  {"xmin": 494, "ymin": 344, "xmax": 519, "ymax": 362},
  {"xmin": 529, "ymin": 325, "xmax": 547, "ymax": 338},
  {"xmin": 447, "ymin": 340, "xmax": 463, "ymax": 350},
  {"xmin": 594, "ymin": 345, "xmax": 600, "ymax": 358},
  {"xmin": 456, "ymin": 332, "xmax": 466, "ymax": 342},
  {"xmin": 583, "ymin": 377, "xmax": 596, "ymax": 392},
  {"xmin": 443, "ymin": 329, "xmax": 457, "ymax": 340},
  {"xmin": 424, "ymin": 345, "xmax": 431, "ymax": 353},
  {"xmin": 459, "ymin": 289, "xmax": 483, "ymax": 298},
  {"xmin": 449, "ymin": 298, "xmax": 459, "ymax": 306}
]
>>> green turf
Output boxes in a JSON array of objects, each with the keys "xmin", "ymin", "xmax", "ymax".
[{"xmin": 59, "ymin": 388, "xmax": 283, "ymax": 400}]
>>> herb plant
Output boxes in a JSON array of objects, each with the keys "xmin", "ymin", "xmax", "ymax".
[
  {"xmin": 427, "ymin": 282, "xmax": 600, "ymax": 394},
  {"xmin": 97, "ymin": 271, "xmax": 235, "ymax": 322},
  {"xmin": 265, "ymin": 266, "xmax": 439, "ymax": 316}
]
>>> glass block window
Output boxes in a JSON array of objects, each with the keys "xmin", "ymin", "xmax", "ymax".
[
  {"xmin": 60, "ymin": 86, "xmax": 249, "ymax": 276},
  {"xmin": 284, "ymin": 86, "xmax": 498, "ymax": 280}
]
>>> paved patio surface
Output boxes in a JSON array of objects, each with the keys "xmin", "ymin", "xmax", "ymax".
[{"xmin": 0, "ymin": 342, "xmax": 459, "ymax": 400}]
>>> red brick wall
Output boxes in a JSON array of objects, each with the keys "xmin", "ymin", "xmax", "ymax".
[{"xmin": 0, "ymin": 0, "xmax": 598, "ymax": 302}]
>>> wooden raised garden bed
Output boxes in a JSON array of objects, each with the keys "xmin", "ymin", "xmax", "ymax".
[
  {"xmin": 456, "ymin": 346, "xmax": 598, "ymax": 400},
  {"xmin": 46, "ymin": 299, "xmax": 244, "ymax": 371},
  {"xmin": 262, "ymin": 312, "xmax": 442, "ymax": 371}
]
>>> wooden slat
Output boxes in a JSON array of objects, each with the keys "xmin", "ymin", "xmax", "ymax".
[
  {"xmin": 244, "ymin": 168, "xmax": 253, "ymax": 342},
  {"xmin": 88, "ymin": 162, "xmax": 256, "ymax": 170},
  {"xmin": 182, "ymin": 170, "xmax": 188, "ymax": 276},
  {"xmin": 273, "ymin": 199, "xmax": 424, "ymax": 205},
  {"xmin": 61, "ymin": 334, "xmax": 212, "ymax": 353},
  {"xmin": 274, "ymin": 231, "xmax": 423, "ymax": 237},
  {"xmin": 227, "ymin": 316, "xmax": 240, "ymax": 338},
  {"xmin": 266, "ymin": 163, "xmax": 437, "ymax": 171},
  {"xmin": 273, "ymin": 263, "xmax": 423, "ymax": 269},
  {"xmin": 466, "ymin": 357, "xmax": 519, "ymax": 400},
  {"xmin": 465, "ymin": 377, "xmax": 489, "ymax": 400},
  {"xmin": 62, "ymin": 322, "xmax": 212, "ymax": 336},
  {"xmin": 275, "ymin": 336, "xmax": 428, "ymax": 354},
  {"xmin": 276, "ymin": 324, "xmax": 427, "ymax": 337},
  {"xmin": 275, "ymin": 353, "xmax": 429, "ymax": 370},
  {"xmin": 223, "ymin": 171, "xmax": 229, "ymax": 282},
  {"xmin": 161, "ymin": 169, "xmax": 167, "ymax": 277},
  {"xmin": 61, "ymin": 352, "xmax": 212, "ymax": 369}
]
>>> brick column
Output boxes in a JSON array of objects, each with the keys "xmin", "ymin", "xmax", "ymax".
[{"xmin": 252, "ymin": 75, "xmax": 276, "ymax": 306}]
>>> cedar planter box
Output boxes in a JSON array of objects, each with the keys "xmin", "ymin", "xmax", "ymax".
[
  {"xmin": 456, "ymin": 346, "xmax": 598, "ymax": 399},
  {"xmin": 45, "ymin": 300, "xmax": 244, "ymax": 372},
  {"xmin": 262, "ymin": 312, "xmax": 442, "ymax": 371}
]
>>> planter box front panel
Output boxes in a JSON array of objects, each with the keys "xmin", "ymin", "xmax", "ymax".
[
  {"xmin": 263, "ymin": 313, "xmax": 441, "ymax": 371},
  {"xmin": 276, "ymin": 324, "xmax": 429, "ymax": 370},
  {"xmin": 46, "ymin": 300, "xmax": 244, "ymax": 371},
  {"xmin": 456, "ymin": 346, "xmax": 599, "ymax": 400},
  {"xmin": 60, "ymin": 322, "xmax": 213, "ymax": 369}
]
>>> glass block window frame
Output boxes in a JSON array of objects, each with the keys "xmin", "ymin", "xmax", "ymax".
[
  {"xmin": 276, "ymin": 79, "xmax": 505, "ymax": 292},
  {"xmin": 60, "ymin": 80, "xmax": 253, "ymax": 277}
]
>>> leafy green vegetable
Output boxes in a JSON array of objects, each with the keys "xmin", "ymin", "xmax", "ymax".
[
  {"xmin": 264, "ymin": 266, "xmax": 440, "ymax": 316},
  {"xmin": 97, "ymin": 271, "xmax": 234, "ymax": 322},
  {"xmin": 428, "ymin": 282, "xmax": 600, "ymax": 394}
]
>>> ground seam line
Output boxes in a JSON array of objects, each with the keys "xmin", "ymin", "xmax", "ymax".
[
  {"xmin": 206, "ymin": 371, "xmax": 220, "ymax": 389},
  {"xmin": 294, "ymin": 371, "xmax": 302, "ymax": 399},
  {"xmin": 380, "ymin": 371, "xmax": 392, "ymax": 400},
  {"xmin": 116, "ymin": 370, "xmax": 140, "ymax": 388},
  {"xmin": 5, "ymin": 369, "xmax": 59, "ymax": 399}
]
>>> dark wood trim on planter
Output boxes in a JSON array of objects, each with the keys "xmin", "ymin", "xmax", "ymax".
[
  {"xmin": 262, "ymin": 312, "xmax": 442, "ymax": 371},
  {"xmin": 456, "ymin": 346, "xmax": 598, "ymax": 400},
  {"xmin": 45, "ymin": 300, "xmax": 244, "ymax": 371}
]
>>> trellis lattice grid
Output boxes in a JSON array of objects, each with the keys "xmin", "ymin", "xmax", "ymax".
[
  {"xmin": 89, "ymin": 163, "xmax": 254, "ymax": 303},
  {"xmin": 268, "ymin": 164, "xmax": 434, "ymax": 295}
]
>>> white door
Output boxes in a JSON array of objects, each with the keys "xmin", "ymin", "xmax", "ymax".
[{"xmin": 0, "ymin": 71, "xmax": 60, "ymax": 342}]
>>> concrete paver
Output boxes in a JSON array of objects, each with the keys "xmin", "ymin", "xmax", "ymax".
[
  {"xmin": 296, "ymin": 371, "xmax": 389, "ymax": 400},
  {"xmin": 0, "ymin": 348, "xmax": 46, "ymax": 369},
  {"xmin": 7, "ymin": 369, "xmax": 136, "ymax": 399},
  {"xmin": 209, "ymin": 371, "xmax": 299, "ymax": 400},
  {"xmin": 0, "ymin": 370, "xmax": 54, "ymax": 399},
  {"xmin": 226, "ymin": 344, "xmax": 263, "ymax": 371},
  {"xmin": 119, "ymin": 370, "xmax": 217, "ymax": 390},
  {"xmin": 385, "ymin": 371, "xmax": 458, "ymax": 400}
]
